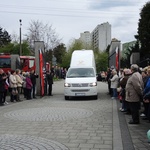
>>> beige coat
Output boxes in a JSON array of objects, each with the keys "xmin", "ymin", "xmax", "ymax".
[
  {"xmin": 125, "ymin": 72, "xmax": 143, "ymax": 102},
  {"xmin": 110, "ymin": 74, "xmax": 119, "ymax": 88},
  {"xmin": 9, "ymin": 74, "xmax": 17, "ymax": 88},
  {"xmin": 16, "ymin": 74, "xmax": 23, "ymax": 87}
]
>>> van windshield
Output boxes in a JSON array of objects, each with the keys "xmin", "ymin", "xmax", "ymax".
[{"xmin": 67, "ymin": 68, "xmax": 95, "ymax": 78}]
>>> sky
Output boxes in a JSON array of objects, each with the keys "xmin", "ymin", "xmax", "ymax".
[{"xmin": 0, "ymin": 0, "xmax": 149, "ymax": 47}]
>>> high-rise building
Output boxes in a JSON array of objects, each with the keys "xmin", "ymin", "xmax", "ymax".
[
  {"xmin": 79, "ymin": 31, "xmax": 92, "ymax": 48},
  {"xmin": 91, "ymin": 22, "xmax": 111, "ymax": 51}
]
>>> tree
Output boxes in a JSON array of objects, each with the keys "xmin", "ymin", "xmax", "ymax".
[
  {"xmin": 95, "ymin": 51, "xmax": 108, "ymax": 72},
  {"xmin": 0, "ymin": 27, "xmax": 11, "ymax": 47},
  {"xmin": 44, "ymin": 43, "xmax": 66, "ymax": 67},
  {"xmin": 136, "ymin": 2, "xmax": 150, "ymax": 60},
  {"xmin": 61, "ymin": 39, "xmax": 84, "ymax": 68},
  {"xmin": 25, "ymin": 20, "xmax": 61, "ymax": 52},
  {"xmin": 0, "ymin": 41, "xmax": 31, "ymax": 55},
  {"xmin": 53, "ymin": 43, "xmax": 66, "ymax": 65}
]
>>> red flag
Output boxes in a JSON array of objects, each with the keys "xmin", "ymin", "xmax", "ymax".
[
  {"xmin": 39, "ymin": 49, "xmax": 44, "ymax": 96},
  {"xmin": 115, "ymin": 47, "xmax": 119, "ymax": 71}
]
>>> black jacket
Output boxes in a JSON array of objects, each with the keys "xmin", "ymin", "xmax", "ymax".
[
  {"xmin": 46, "ymin": 73, "xmax": 53, "ymax": 85},
  {"xmin": 30, "ymin": 73, "xmax": 38, "ymax": 85},
  {"xmin": 0, "ymin": 74, "xmax": 6, "ymax": 92}
]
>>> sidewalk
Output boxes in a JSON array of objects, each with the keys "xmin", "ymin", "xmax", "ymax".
[{"xmin": 116, "ymin": 99, "xmax": 150, "ymax": 150}]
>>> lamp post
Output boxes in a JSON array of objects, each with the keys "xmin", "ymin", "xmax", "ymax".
[{"xmin": 19, "ymin": 19, "xmax": 22, "ymax": 56}]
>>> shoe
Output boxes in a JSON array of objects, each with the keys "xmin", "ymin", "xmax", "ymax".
[
  {"xmin": 111, "ymin": 97, "xmax": 115, "ymax": 100},
  {"xmin": 49, "ymin": 94, "xmax": 53, "ymax": 96},
  {"xmin": 128, "ymin": 120, "xmax": 139, "ymax": 124},
  {"xmin": 33, "ymin": 97, "xmax": 37, "ymax": 99},
  {"xmin": 140, "ymin": 113, "xmax": 146, "ymax": 117},
  {"xmin": 119, "ymin": 108, "xmax": 122, "ymax": 111},
  {"xmin": 4, "ymin": 101, "xmax": 9, "ymax": 105},
  {"xmin": 121, "ymin": 109, "xmax": 127, "ymax": 112}
]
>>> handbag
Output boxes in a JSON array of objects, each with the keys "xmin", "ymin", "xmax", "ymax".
[
  {"xmin": 117, "ymin": 87, "xmax": 121, "ymax": 92},
  {"xmin": 12, "ymin": 88, "xmax": 18, "ymax": 95}
]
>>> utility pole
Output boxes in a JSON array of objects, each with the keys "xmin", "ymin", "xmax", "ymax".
[{"xmin": 19, "ymin": 19, "xmax": 22, "ymax": 56}]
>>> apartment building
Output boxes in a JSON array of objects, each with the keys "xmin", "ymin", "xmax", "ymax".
[
  {"xmin": 79, "ymin": 31, "xmax": 92, "ymax": 48},
  {"xmin": 91, "ymin": 22, "xmax": 111, "ymax": 51}
]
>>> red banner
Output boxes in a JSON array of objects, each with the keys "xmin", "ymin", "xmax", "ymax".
[
  {"xmin": 115, "ymin": 47, "xmax": 119, "ymax": 71},
  {"xmin": 39, "ymin": 49, "xmax": 44, "ymax": 96}
]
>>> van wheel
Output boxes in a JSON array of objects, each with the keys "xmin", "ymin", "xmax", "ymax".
[{"xmin": 65, "ymin": 96, "xmax": 69, "ymax": 100}]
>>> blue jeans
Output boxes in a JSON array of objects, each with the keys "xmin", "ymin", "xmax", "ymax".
[{"xmin": 112, "ymin": 88, "xmax": 118, "ymax": 98}]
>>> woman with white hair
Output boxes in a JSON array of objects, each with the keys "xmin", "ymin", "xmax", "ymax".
[{"xmin": 110, "ymin": 69, "xmax": 119, "ymax": 99}]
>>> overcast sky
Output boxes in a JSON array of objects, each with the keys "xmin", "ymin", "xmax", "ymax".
[{"xmin": 0, "ymin": 0, "xmax": 149, "ymax": 47}]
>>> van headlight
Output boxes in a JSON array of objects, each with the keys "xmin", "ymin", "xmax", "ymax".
[
  {"xmin": 64, "ymin": 83, "xmax": 71, "ymax": 87},
  {"xmin": 89, "ymin": 82, "xmax": 97, "ymax": 87}
]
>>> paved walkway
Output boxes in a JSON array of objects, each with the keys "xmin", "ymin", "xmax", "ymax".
[{"xmin": 0, "ymin": 81, "xmax": 149, "ymax": 150}]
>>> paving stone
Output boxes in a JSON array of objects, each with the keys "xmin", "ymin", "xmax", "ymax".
[{"xmin": 0, "ymin": 134, "xmax": 69, "ymax": 150}]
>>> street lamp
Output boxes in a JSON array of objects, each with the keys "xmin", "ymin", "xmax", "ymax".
[{"xmin": 19, "ymin": 19, "xmax": 22, "ymax": 56}]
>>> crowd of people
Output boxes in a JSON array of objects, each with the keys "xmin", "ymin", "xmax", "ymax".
[
  {"xmin": 0, "ymin": 68, "xmax": 55, "ymax": 106},
  {"xmin": 106, "ymin": 64, "xmax": 150, "ymax": 124},
  {"xmin": 1, "ymin": 63, "xmax": 150, "ymax": 125},
  {"xmin": 51, "ymin": 66, "xmax": 67, "ymax": 79}
]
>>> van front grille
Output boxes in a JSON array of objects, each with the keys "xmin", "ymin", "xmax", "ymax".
[
  {"xmin": 71, "ymin": 89, "xmax": 89, "ymax": 92},
  {"xmin": 72, "ymin": 83, "xmax": 88, "ymax": 87}
]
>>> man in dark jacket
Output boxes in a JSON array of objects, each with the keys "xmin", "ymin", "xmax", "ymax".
[
  {"xmin": 46, "ymin": 70, "xmax": 53, "ymax": 96},
  {"xmin": 0, "ymin": 69, "xmax": 7, "ymax": 106},
  {"xmin": 30, "ymin": 70, "xmax": 38, "ymax": 98}
]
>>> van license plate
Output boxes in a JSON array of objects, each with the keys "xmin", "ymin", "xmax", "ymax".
[{"xmin": 75, "ymin": 93, "xmax": 85, "ymax": 96}]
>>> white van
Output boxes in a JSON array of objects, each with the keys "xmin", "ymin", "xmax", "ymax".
[{"xmin": 64, "ymin": 50, "xmax": 98, "ymax": 100}]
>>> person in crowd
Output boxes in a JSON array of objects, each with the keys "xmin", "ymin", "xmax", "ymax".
[
  {"xmin": 106, "ymin": 68, "xmax": 113, "ymax": 95},
  {"xmin": 63, "ymin": 68, "xmax": 67, "ymax": 79},
  {"xmin": 61, "ymin": 67, "xmax": 65, "ymax": 79},
  {"xmin": 9, "ymin": 70, "xmax": 18, "ymax": 102},
  {"xmin": 30, "ymin": 70, "xmax": 38, "ymax": 99},
  {"xmin": 110, "ymin": 69, "xmax": 119, "ymax": 99},
  {"xmin": 125, "ymin": 64, "xmax": 144, "ymax": 124},
  {"xmin": 140, "ymin": 67, "xmax": 148, "ymax": 117},
  {"xmin": 51, "ymin": 66, "xmax": 55, "ymax": 75},
  {"xmin": 101, "ymin": 71, "xmax": 106, "ymax": 82},
  {"xmin": 26, "ymin": 72, "xmax": 33, "ymax": 100},
  {"xmin": 46, "ymin": 70, "xmax": 53, "ymax": 96},
  {"xmin": 0, "ymin": 69, "xmax": 7, "ymax": 106},
  {"xmin": 143, "ymin": 67, "xmax": 150, "ymax": 123},
  {"xmin": 58, "ymin": 66, "xmax": 62, "ymax": 79},
  {"xmin": 55, "ymin": 66, "xmax": 59, "ymax": 79},
  {"xmin": 15, "ymin": 69, "xmax": 24, "ymax": 101},
  {"xmin": 7, "ymin": 70, "xmax": 11, "ymax": 94},
  {"xmin": 22, "ymin": 72, "xmax": 27, "ymax": 99},
  {"xmin": 119, "ymin": 68, "xmax": 132, "ymax": 112},
  {"xmin": 3, "ymin": 72, "xmax": 9, "ymax": 105}
]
